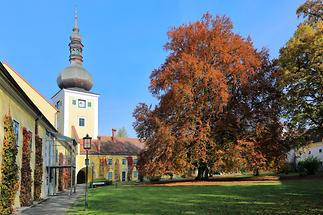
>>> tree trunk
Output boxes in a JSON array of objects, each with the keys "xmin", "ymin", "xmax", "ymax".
[
  {"xmin": 253, "ymin": 168, "xmax": 259, "ymax": 176},
  {"xmin": 195, "ymin": 164, "xmax": 209, "ymax": 180}
]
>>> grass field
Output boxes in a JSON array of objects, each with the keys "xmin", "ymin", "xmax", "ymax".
[{"xmin": 68, "ymin": 178, "xmax": 323, "ymax": 215}]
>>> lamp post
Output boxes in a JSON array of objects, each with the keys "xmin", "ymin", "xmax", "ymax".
[{"xmin": 83, "ymin": 134, "xmax": 92, "ymax": 209}]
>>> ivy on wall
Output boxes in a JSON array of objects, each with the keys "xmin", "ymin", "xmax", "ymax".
[
  {"xmin": 127, "ymin": 156, "xmax": 134, "ymax": 181},
  {"xmin": 103, "ymin": 157, "xmax": 110, "ymax": 177},
  {"xmin": 58, "ymin": 152, "xmax": 71, "ymax": 191},
  {"xmin": 58, "ymin": 153, "xmax": 64, "ymax": 191},
  {"xmin": 99, "ymin": 158, "xmax": 107, "ymax": 177},
  {"xmin": 63, "ymin": 167, "xmax": 71, "ymax": 190},
  {"xmin": 114, "ymin": 159, "xmax": 121, "ymax": 182},
  {"xmin": 20, "ymin": 128, "xmax": 32, "ymax": 206},
  {"xmin": 33, "ymin": 135, "xmax": 43, "ymax": 201},
  {"xmin": 0, "ymin": 113, "xmax": 19, "ymax": 214}
]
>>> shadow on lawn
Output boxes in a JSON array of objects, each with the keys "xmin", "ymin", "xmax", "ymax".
[{"xmin": 68, "ymin": 178, "xmax": 323, "ymax": 215}]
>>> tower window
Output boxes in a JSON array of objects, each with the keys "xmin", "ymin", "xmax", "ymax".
[
  {"xmin": 72, "ymin": 100, "xmax": 76, "ymax": 105},
  {"xmin": 319, "ymin": 149, "xmax": 322, "ymax": 153},
  {"xmin": 79, "ymin": 118, "xmax": 85, "ymax": 127},
  {"xmin": 88, "ymin": 102, "xmax": 92, "ymax": 107},
  {"xmin": 56, "ymin": 100, "xmax": 62, "ymax": 109},
  {"xmin": 78, "ymin": 99, "xmax": 86, "ymax": 108},
  {"xmin": 309, "ymin": 151, "xmax": 311, "ymax": 155}
]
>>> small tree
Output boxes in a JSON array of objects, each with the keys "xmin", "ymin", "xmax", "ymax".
[
  {"xmin": 117, "ymin": 127, "xmax": 128, "ymax": 138},
  {"xmin": 0, "ymin": 113, "xmax": 19, "ymax": 214}
]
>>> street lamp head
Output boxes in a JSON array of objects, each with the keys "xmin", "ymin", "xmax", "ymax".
[{"xmin": 83, "ymin": 134, "xmax": 92, "ymax": 150}]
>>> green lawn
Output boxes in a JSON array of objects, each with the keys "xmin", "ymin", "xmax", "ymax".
[{"xmin": 68, "ymin": 178, "xmax": 323, "ymax": 215}]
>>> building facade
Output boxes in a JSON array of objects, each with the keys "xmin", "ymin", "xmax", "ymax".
[
  {"xmin": 287, "ymin": 140, "xmax": 323, "ymax": 171},
  {"xmin": 0, "ymin": 63, "xmax": 77, "ymax": 210}
]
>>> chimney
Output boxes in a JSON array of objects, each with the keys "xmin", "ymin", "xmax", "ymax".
[{"xmin": 112, "ymin": 128, "xmax": 117, "ymax": 141}]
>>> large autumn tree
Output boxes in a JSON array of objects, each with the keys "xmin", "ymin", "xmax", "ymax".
[
  {"xmin": 134, "ymin": 13, "xmax": 285, "ymax": 179},
  {"xmin": 278, "ymin": 0, "xmax": 323, "ymax": 140}
]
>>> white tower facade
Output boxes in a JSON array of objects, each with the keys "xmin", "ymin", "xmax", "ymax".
[{"xmin": 52, "ymin": 89, "xmax": 99, "ymax": 139}]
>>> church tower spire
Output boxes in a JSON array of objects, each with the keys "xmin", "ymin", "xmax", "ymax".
[
  {"xmin": 57, "ymin": 10, "xmax": 93, "ymax": 91},
  {"xmin": 69, "ymin": 9, "xmax": 83, "ymax": 65}
]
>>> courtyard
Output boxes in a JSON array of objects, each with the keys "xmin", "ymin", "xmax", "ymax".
[{"xmin": 68, "ymin": 177, "xmax": 323, "ymax": 215}]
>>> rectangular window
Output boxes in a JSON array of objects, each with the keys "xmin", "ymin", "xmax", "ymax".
[
  {"xmin": 319, "ymin": 149, "xmax": 322, "ymax": 153},
  {"xmin": 309, "ymin": 151, "xmax": 311, "ymax": 154},
  {"xmin": 122, "ymin": 171, "xmax": 126, "ymax": 181},
  {"xmin": 72, "ymin": 99, "xmax": 76, "ymax": 105},
  {"xmin": 133, "ymin": 171, "xmax": 138, "ymax": 178},
  {"xmin": 13, "ymin": 120, "xmax": 19, "ymax": 146},
  {"xmin": 108, "ymin": 159, "xmax": 113, "ymax": 165},
  {"xmin": 88, "ymin": 102, "xmax": 92, "ymax": 107},
  {"xmin": 78, "ymin": 99, "xmax": 86, "ymax": 108},
  {"xmin": 108, "ymin": 172, "xmax": 113, "ymax": 180},
  {"xmin": 79, "ymin": 118, "xmax": 85, "ymax": 127},
  {"xmin": 122, "ymin": 159, "xmax": 126, "ymax": 165}
]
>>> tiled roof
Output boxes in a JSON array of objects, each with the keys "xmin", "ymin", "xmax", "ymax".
[{"xmin": 80, "ymin": 136, "xmax": 144, "ymax": 156}]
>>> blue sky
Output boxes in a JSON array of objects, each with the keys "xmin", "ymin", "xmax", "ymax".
[{"xmin": 0, "ymin": 0, "xmax": 304, "ymax": 137}]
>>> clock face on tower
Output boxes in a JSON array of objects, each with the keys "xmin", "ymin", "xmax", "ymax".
[{"xmin": 78, "ymin": 99, "xmax": 86, "ymax": 108}]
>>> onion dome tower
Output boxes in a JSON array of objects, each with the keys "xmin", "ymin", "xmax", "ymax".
[
  {"xmin": 52, "ymin": 10, "xmax": 99, "ymax": 140},
  {"xmin": 57, "ymin": 11, "xmax": 93, "ymax": 91}
]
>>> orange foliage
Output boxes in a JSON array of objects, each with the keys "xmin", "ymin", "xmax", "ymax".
[{"xmin": 134, "ymin": 13, "xmax": 286, "ymax": 179}]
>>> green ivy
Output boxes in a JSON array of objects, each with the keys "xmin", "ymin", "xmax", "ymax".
[{"xmin": 0, "ymin": 113, "xmax": 19, "ymax": 215}]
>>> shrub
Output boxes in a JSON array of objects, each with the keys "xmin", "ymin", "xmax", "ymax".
[
  {"xmin": 298, "ymin": 156, "xmax": 321, "ymax": 175},
  {"xmin": 149, "ymin": 176, "xmax": 161, "ymax": 182}
]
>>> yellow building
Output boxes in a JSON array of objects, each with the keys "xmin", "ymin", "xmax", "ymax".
[
  {"xmin": 0, "ymin": 62, "xmax": 77, "ymax": 210},
  {"xmin": 77, "ymin": 134, "xmax": 144, "ymax": 183}
]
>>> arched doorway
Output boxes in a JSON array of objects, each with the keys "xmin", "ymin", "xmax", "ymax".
[{"xmin": 77, "ymin": 169, "xmax": 86, "ymax": 184}]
